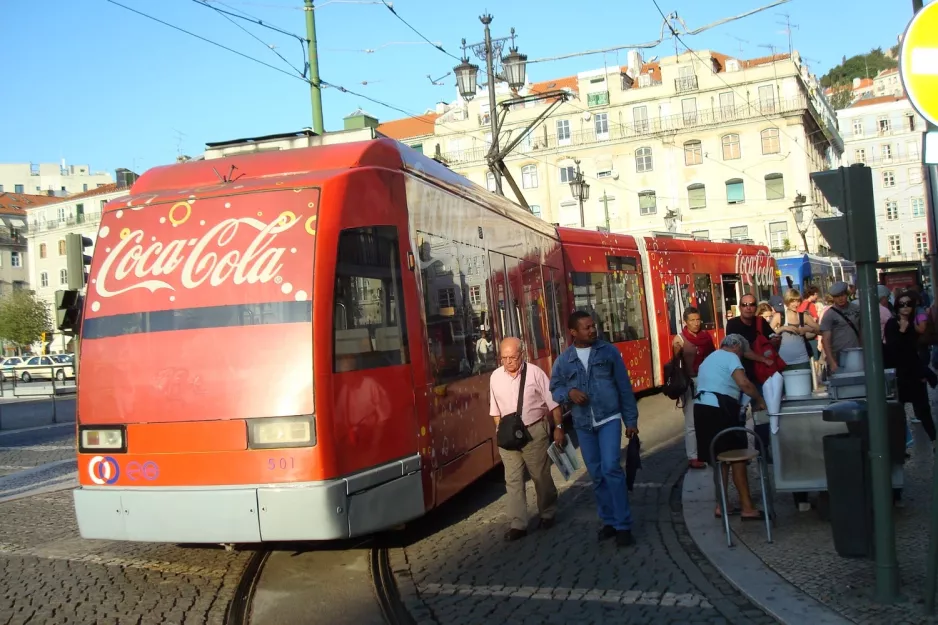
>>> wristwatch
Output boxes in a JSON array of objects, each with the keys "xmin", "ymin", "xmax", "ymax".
[{"xmin": 554, "ymin": 422, "xmax": 563, "ymax": 429}]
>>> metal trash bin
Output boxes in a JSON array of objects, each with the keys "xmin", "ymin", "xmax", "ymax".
[{"xmin": 822, "ymin": 400, "xmax": 872, "ymax": 558}]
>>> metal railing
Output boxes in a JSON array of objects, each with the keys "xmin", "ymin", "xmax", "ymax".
[
  {"xmin": 31, "ymin": 212, "xmax": 102, "ymax": 233},
  {"xmin": 674, "ymin": 75, "xmax": 699, "ymax": 93},
  {"xmin": 440, "ymin": 95, "xmax": 812, "ymax": 165}
]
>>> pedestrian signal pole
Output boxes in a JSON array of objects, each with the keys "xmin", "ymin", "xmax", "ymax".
[{"xmin": 813, "ymin": 164, "xmax": 899, "ymax": 603}]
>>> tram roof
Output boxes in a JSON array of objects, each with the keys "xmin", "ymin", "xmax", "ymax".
[
  {"xmin": 107, "ymin": 138, "xmax": 557, "ymax": 239},
  {"xmin": 556, "ymin": 227, "xmax": 773, "ymax": 257}
]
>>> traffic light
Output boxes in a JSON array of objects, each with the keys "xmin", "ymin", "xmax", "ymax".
[
  {"xmin": 55, "ymin": 289, "xmax": 82, "ymax": 334},
  {"xmin": 810, "ymin": 164, "xmax": 878, "ymax": 263},
  {"xmin": 65, "ymin": 233, "xmax": 93, "ymax": 290}
]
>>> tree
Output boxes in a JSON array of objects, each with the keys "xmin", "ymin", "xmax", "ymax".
[
  {"xmin": 0, "ymin": 290, "xmax": 52, "ymax": 354},
  {"xmin": 820, "ymin": 47, "xmax": 898, "ymax": 88},
  {"xmin": 830, "ymin": 84, "xmax": 854, "ymax": 110}
]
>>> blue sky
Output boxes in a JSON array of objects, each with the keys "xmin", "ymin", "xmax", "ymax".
[{"xmin": 1, "ymin": 0, "xmax": 924, "ymax": 178}]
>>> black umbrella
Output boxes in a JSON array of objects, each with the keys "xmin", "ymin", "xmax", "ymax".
[{"xmin": 626, "ymin": 434, "xmax": 641, "ymax": 491}]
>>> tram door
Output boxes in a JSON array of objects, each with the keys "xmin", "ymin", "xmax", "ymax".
[
  {"xmin": 663, "ymin": 274, "xmax": 691, "ymax": 336},
  {"xmin": 721, "ymin": 274, "xmax": 743, "ymax": 322}
]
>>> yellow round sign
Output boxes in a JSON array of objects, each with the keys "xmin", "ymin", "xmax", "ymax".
[{"xmin": 900, "ymin": 2, "xmax": 938, "ymax": 127}]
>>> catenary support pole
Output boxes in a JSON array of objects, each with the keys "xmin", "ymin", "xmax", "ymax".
[
  {"xmin": 304, "ymin": 0, "xmax": 324, "ymax": 134},
  {"xmin": 482, "ymin": 15, "xmax": 502, "ymax": 195}
]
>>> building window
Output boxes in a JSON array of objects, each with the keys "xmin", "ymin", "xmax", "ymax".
[
  {"xmin": 764, "ymin": 173, "xmax": 784, "ymax": 200},
  {"xmin": 879, "ymin": 116, "xmax": 891, "ymax": 133},
  {"xmin": 910, "ymin": 167, "xmax": 923, "ymax": 185},
  {"xmin": 758, "ymin": 85, "xmax": 776, "ymax": 113},
  {"xmin": 10, "ymin": 252, "xmax": 21, "ymax": 268},
  {"xmin": 883, "ymin": 171, "xmax": 895, "ymax": 187},
  {"xmin": 40, "ymin": 272, "xmax": 48, "ymax": 288},
  {"xmin": 912, "ymin": 197, "xmax": 926, "ymax": 218},
  {"xmin": 469, "ymin": 285, "xmax": 483, "ymax": 306},
  {"xmin": 768, "ymin": 221, "xmax": 789, "ymax": 249},
  {"xmin": 692, "ymin": 229, "xmax": 710, "ymax": 238},
  {"xmin": 638, "ymin": 191, "xmax": 657, "ymax": 216},
  {"xmin": 916, "ymin": 232, "xmax": 928, "ymax": 255},
  {"xmin": 559, "ymin": 165, "xmax": 576, "ymax": 184},
  {"xmin": 556, "ymin": 119, "xmax": 571, "ymax": 143},
  {"xmin": 726, "ymin": 178, "xmax": 745, "ymax": 204},
  {"xmin": 730, "ymin": 226, "xmax": 749, "ymax": 241},
  {"xmin": 587, "ymin": 91, "xmax": 609, "ymax": 107},
  {"xmin": 886, "ymin": 200, "xmax": 898, "ymax": 220},
  {"xmin": 853, "ymin": 119, "xmax": 863, "ymax": 137},
  {"xmin": 437, "ymin": 288, "xmax": 456, "ymax": 309},
  {"xmin": 39, "ymin": 243, "xmax": 47, "ymax": 259},
  {"xmin": 14, "ymin": 184, "xmax": 24, "ymax": 194},
  {"xmin": 635, "ymin": 147, "xmax": 653, "ymax": 173},
  {"xmin": 881, "ymin": 144, "xmax": 892, "ymax": 162},
  {"xmin": 486, "ymin": 171, "xmax": 496, "ymax": 192},
  {"xmin": 684, "ymin": 140, "xmax": 702, "ymax": 166},
  {"xmin": 719, "ymin": 92, "xmax": 735, "ymax": 119},
  {"xmin": 722, "ymin": 134, "xmax": 741, "ymax": 160},
  {"xmin": 888, "ymin": 234, "xmax": 902, "ymax": 256},
  {"xmin": 521, "ymin": 165, "xmax": 538, "ymax": 189},
  {"xmin": 855, "ymin": 148, "xmax": 866, "ymax": 164},
  {"xmin": 58, "ymin": 206, "xmax": 67, "ymax": 221},
  {"xmin": 633, "ymin": 106, "xmax": 649, "ymax": 133},
  {"xmin": 333, "ymin": 226, "xmax": 408, "ymax": 372},
  {"xmin": 529, "ymin": 204, "xmax": 542, "ymax": 219},
  {"xmin": 761, "ymin": 128, "xmax": 780, "ymax": 154},
  {"xmin": 60, "ymin": 268, "xmax": 68, "ymax": 286},
  {"xmin": 682, "ymin": 98, "xmax": 697, "ymax": 125},
  {"xmin": 908, "ymin": 141, "xmax": 920, "ymax": 159},
  {"xmin": 594, "ymin": 112, "xmax": 609, "ymax": 138},
  {"xmin": 687, "ymin": 183, "xmax": 706, "ymax": 209},
  {"xmin": 83, "ymin": 184, "xmax": 88, "ymax": 192},
  {"xmin": 908, "ymin": 114, "xmax": 917, "ymax": 132}
]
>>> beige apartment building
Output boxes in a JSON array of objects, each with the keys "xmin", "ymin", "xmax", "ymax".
[
  {"xmin": 25, "ymin": 184, "xmax": 130, "ymax": 352},
  {"xmin": 0, "ymin": 162, "xmax": 113, "ymax": 197},
  {"xmin": 378, "ymin": 49, "xmax": 843, "ymax": 253}
]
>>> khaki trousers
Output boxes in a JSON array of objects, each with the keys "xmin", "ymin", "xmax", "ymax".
[{"xmin": 498, "ymin": 419, "xmax": 558, "ymax": 530}]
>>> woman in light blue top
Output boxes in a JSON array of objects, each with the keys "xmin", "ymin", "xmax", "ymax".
[{"xmin": 694, "ymin": 334, "xmax": 766, "ymax": 520}]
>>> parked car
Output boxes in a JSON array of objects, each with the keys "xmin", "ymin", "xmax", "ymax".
[
  {"xmin": 14, "ymin": 356, "xmax": 75, "ymax": 382},
  {"xmin": 0, "ymin": 357, "xmax": 24, "ymax": 380}
]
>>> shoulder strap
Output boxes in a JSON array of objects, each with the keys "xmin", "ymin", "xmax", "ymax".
[
  {"xmin": 516, "ymin": 364, "xmax": 527, "ymax": 416},
  {"xmin": 799, "ymin": 311, "xmax": 805, "ymax": 327},
  {"xmin": 828, "ymin": 306, "xmax": 860, "ymax": 337}
]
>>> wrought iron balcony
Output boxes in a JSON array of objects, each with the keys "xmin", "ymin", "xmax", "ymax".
[{"xmin": 674, "ymin": 75, "xmax": 699, "ymax": 93}]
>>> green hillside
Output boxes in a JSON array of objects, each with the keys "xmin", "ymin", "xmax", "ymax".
[{"xmin": 820, "ymin": 48, "xmax": 898, "ymax": 88}]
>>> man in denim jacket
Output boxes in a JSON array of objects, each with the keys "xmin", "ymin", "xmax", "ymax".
[{"xmin": 550, "ymin": 311, "xmax": 639, "ymax": 547}]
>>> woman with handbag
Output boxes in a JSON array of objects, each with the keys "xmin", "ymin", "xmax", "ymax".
[{"xmin": 672, "ymin": 307, "xmax": 716, "ymax": 470}]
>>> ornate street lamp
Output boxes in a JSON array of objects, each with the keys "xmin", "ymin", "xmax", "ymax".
[
  {"xmin": 501, "ymin": 44, "xmax": 528, "ymax": 91},
  {"xmin": 570, "ymin": 159, "xmax": 589, "ymax": 228},
  {"xmin": 454, "ymin": 51, "xmax": 479, "ymax": 101}
]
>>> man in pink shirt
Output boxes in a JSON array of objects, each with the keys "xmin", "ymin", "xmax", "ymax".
[{"xmin": 490, "ymin": 337, "xmax": 564, "ymax": 541}]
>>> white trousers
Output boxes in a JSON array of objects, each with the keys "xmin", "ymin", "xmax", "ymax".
[{"xmin": 683, "ymin": 377, "xmax": 697, "ymax": 460}]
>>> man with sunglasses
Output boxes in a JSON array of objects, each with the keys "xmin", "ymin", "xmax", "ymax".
[
  {"xmin": 819, "ymin": 281, "xmax": 861, "ymax": 374},
  {"xmin": 726, "ymin": 294, "xmax": 776, "ymax": 384}
]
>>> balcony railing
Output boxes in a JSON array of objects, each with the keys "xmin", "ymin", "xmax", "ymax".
[
  {"xmin": 842, "ymin": 152, "xmax": 923, "ymax": 167},
  {"xmin": 674, "ymin": 75, "xmax": 699, "ymax": 93},
  {"xmin": 441, "ymin": 95, "xmax": 811, "ymax": 165}
]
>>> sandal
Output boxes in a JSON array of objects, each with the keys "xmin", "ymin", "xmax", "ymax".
[
  {"xmin": 740, "ymin": 510, "xmax": 766, "ymax": 521},
  {"xmin": 714, "ymin": 507, "xmax": 741, "ymax": 518}
]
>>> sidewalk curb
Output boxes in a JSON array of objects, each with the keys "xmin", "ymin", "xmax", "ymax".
[{"xmin": 681, "ymin": 468, "xmax": 854, "ymax": 625}]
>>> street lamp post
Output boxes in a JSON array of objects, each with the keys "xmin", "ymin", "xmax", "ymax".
[
  {"xmin": 789, "ymin": 193, "xmax": 811, "ymax": 252},
  {"xmin": 453, "ymin": 15, "xmax": 527, "ymax": 198},
  {"xmin": 569, "ymin": 159, "xmax": 590, "ymax": 228}
]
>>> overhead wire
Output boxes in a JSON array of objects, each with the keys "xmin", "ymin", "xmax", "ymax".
[
  {"xmin": 192, "ymin": 0, "xmax": 304, "ymax": 40},
  {"xmin": 193, "ymin": 0, "xmax": 307, "ymax": 77},
  {"xmin": 378, "ymin": 0, "xmax": 461, "ymax": 61}
]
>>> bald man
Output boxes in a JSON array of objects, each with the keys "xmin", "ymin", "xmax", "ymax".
[{"xmin": 490, "ymin": 337, "xmax": 565, "ymax": 542}]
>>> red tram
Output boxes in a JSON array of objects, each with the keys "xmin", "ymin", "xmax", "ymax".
[{"xmin": 72, "ymin": 138, "xmax": 776, "ymax": 543}]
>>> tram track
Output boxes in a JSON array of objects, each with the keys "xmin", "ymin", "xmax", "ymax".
[{"xmin": 226, "ymin": 538, "xmax": 414, "ymax": 625}]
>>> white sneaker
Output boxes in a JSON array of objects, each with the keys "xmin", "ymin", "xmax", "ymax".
[{"xmin": 798, "ymin": 502, "xmax": 811, "ymax": 512}]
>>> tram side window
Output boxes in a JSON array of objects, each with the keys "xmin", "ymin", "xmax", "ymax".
[
  {"xmin": 543, "ymin": 268, "xmax": 566, "ymax": 355},
  {"xmin": 572, "ymin": 272, "xmax": 645, "ymax": 342},
  {"xmin": 333, "ymin": 226, "xmax": 409, "ymax": 372},
  {"xmin": 692, "ymin": 274, "xmax": 716, "ymax": 330},
  {"xmin": 520, "ymin": 260, "xmax": 549, "ymax": 361}
]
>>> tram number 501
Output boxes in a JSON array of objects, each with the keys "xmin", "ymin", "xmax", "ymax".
[{"xmin": 267, "ymin": 457, "xmax": 296, "ymax": 470}]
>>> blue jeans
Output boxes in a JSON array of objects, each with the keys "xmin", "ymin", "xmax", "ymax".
[{"xmin": 576, "ymin": 418, "xmax": 632, "ymax": 530}]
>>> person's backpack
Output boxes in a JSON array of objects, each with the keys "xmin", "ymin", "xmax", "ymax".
[{"xmin": 662, "ymin": 354, "xmax": 690, "ymax": 403}]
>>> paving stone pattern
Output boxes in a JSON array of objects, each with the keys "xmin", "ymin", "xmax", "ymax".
[
  {"xmin": 0, "ymin": 490, "xmax": 251, "ymax": 625},
  {"xmin": 732, "ymin": 401, "xmax": 938, "ymax": 625},
  {"xmin": 398, "ymin": 412, "xmax": 778, "ymax": 625}
]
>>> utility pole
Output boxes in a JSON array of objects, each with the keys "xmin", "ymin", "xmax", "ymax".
[
  {"xmin": 304, "ymin": 0, "xmax": 324, "ymax": 135},
  {"xmin": 481, "ymin": 16, "xmax": 502, "ymax": 195},
  {"xmin": 599, "ymin": 191, "xmax": 612, "ymax": 231},
  {"xmin": 571, "ymin": 159, "xmax": 588, "ymax": 228}
]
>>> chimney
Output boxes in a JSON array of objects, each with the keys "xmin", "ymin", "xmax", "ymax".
[
  {"xmin": 343, "ymin": 108, "xmax": 379, "ymax": 131},
  {"xmin": 627, "ymin": 50, "xmax": 643, "ymax": 78},
  {"xmin": 435, "ymin": 101, "xmax": 446, "ymax": 115}
]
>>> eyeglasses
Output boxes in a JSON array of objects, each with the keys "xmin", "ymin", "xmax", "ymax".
[
  {"xmin": 898, "ymin": 301, "xmax": 913, "ymax": 308},
  {"xmin": 501, "ymin": 355, "xmax": 522, "ymax": 362},
  {"xmin": 740, "ymin": 302, "xmax": 756, "ymax": 308}
]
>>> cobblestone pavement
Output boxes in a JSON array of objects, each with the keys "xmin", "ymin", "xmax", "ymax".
[
  {"xmin": 0, "ymin": 489, "xmax": 253, "ymax": 625},
  {"xmin": 731, "ymin": 401, "xmax": 938, "ymax": 625},
  {"xmin": 396, "ymin": 395, "xmax": 778, "ymax": 625},
  {"xmin": 0, "ymin": 425, "xmax": 78, "ymax": 499}
]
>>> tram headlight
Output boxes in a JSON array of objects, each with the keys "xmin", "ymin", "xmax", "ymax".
[
  {"xmin": 79, "ymin": 426, "xmax": 126, "ymax": 453},
  {"xmin": 247, "ymin": 415, "xmax": 316, "ymax": 449}
]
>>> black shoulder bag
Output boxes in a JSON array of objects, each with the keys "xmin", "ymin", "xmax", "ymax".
[{"xmin": 496, "ymin": 365, "xmax": 533, "ymax": 451}]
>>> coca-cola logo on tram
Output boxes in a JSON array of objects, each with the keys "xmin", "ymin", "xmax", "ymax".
[{"xmin": 734, "ymin": 249, "xmax": 774, "ymax": 287}]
